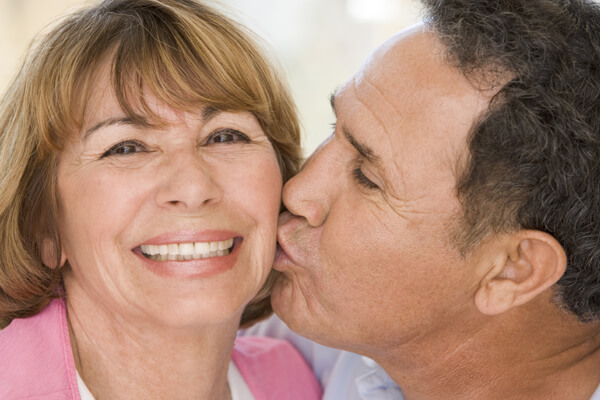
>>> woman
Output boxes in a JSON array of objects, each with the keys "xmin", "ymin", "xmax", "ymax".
[{"xmin": 0, "ymin": 0, "xmax": 321, "ymax": 399}]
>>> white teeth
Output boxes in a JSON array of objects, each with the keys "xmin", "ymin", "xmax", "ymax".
[
  {"xmin": 167, "ymin": 243, "xmax": 179, "ymax": 254},
  {"xmin": 179, "ymin": 243, "xmax": 194, "ymax": 256},
  {"xmin": 140, "ymin": 238, "xmax": 234, "ymax": 261},
  {"xmin": 195, "ymin": 242, "xmax": 209, "ymax": 255}
]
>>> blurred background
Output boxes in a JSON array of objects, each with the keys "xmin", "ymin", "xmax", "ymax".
[{"xmin": 0, "ymin": 0, "xmax": 421, "ymax": 155}]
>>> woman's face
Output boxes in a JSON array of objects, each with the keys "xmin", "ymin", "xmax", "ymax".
[{"xmin": 56, "ymin": 61, "xmax": 283, "ymax": 329}]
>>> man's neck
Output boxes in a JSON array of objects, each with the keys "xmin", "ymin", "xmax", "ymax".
[{"xmin": 374, "ymin": 296, "xmax": 600, "ymax": 400}]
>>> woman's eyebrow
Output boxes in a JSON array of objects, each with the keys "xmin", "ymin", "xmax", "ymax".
[
  {"xmin": 83, "ymin": 117, "xmax": 136, "ymax": 141},
  {"xmin": 84, "ymin": 106, "xmax": 224, "ymax": 141},
  {"xmin": 202, "ymin": 105, "xmax": 221, "ymax": 122}
]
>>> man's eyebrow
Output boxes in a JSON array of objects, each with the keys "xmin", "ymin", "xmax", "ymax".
[
  {"xmin": 83, "ymin": 117, "xmax": 136, "ymax": 140},
  {"xmin": 343, "ymin": 128, "xmax": 380, "ymax": 164},
  {"xmin": 329, "ymin": 92, "xmax": 337, "ymax": 116},
  {"xmin": 330, "ymin": 92, "xmax": 380, "ymax": 163}
]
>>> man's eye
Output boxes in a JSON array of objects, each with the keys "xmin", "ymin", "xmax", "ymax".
[
  {"xmin": 352, "ymin": 167, "xmax": 379, "ymax": 190},
  {"xmin": 206, "ymin": 129, "xmax": 251, "ymax": 144},
  {"xmin": 101, "ymin": 140, "xmax": 146, "ymax": 158}
]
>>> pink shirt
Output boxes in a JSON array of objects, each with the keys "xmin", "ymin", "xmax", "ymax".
[{"xmin": 0, "ymin": 299, "xmax": 322, "ymax": 399}]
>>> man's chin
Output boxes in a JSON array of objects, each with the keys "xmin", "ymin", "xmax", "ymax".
[
  {"xmin": 271, "ymin": 275, "xmax": 312, "ymax": 332},
  {"xmin": 271, "ymin": 276, "xmax": 338, "ymax": 347},
  {"xmin": 270, "ymin": 274, "xmax": 293, "ymax": 319}
]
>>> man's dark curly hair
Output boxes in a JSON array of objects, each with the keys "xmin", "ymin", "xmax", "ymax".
[{"xmin": 421, "ymin": 0, "xmax": 600, "ymax": 321}]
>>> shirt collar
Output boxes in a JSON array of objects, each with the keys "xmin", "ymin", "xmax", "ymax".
[{"xmin": 356, "ymin": 357, "xmax": 404, "ymax": 400}]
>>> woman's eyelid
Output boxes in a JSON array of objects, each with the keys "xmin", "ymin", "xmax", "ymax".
[
  {"xmin": 100, "ymin": 126, "xmax": 255, "ymax": 157},
  {"xmin": 206, "ymin": 127, "xmax": 252, "ymax": 144},
  {"xmin": 100, "ymin": 139, "xmax": 148, "ymax": 158}
]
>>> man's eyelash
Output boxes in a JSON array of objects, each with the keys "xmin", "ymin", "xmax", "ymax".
[{"xmin": 352, "ymin": 167, "xmax": 379, "ymax": 190}]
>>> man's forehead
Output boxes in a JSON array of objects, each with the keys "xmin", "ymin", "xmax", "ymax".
[
  {"xmin": 361, "ymin": 27, "xmax": 463, "ymax": 98},
  {"xmin": 331, "ymin": 24, "xmax": 492, "ymax": 180},
  {"xmin": 342, "ymin": 27, "xmax": 485, "ymax": 124},
  {"xmin": 330, "ymin": 29, "xmax": 432, "ymax": 154}
]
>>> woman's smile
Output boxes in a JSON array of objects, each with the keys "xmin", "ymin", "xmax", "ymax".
[
  {"xmin": 132, "ymin": 236, "xmax": 243, "ymax": 279},
  {"xmin": 138, "ymin": 237, "xmax": 236, "ymax": 261}
]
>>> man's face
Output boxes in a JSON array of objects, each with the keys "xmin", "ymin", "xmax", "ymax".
[{"xmin": 271, "ymin": 26, "xmax": 493, "ymax": 356}]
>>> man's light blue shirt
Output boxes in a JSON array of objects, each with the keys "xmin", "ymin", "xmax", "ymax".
[
  {"xmin": 243, "ymin": 315, "xmax": 402, "ymax": 399},
  {"xmin": 243, "ymin": 315, "xmax": 600, "ymax": 399}
]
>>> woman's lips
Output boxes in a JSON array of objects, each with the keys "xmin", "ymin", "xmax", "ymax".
[{"xmin": 132, "ymin": 233, "xmax": 243, "ymax": 278}]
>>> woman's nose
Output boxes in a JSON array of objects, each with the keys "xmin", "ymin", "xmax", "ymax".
[
  {"xmin": 282, "ymin": 138, "xmax": 336, "ymax": 227},
  {"xmin": 155, "ymin": 151, "xmax": 222, "ymax": 212}
]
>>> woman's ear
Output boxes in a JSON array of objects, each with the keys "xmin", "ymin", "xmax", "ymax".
[
  {"xmin": 474, "ymin": 230, "xmax": 567, "ymax": 315},
  {"xmin": 41, "ymin": 237, "xmax": 66, "ymax": 269}
]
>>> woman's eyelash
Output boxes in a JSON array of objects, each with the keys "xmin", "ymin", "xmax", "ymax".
[
  {"xmin": 206, "ymin": 129, "xmax": 251, "ymax": 144},
  {"xmin": 99, "ymin": 129, "xmax": 251, "ymax": 159},
  {"xmin": 352, "ymin": 167, "xmax": 379, "ymax": 190},
  {"xmin": 101, "ymin": 140, "xmax": 147, "ymax": 158}
]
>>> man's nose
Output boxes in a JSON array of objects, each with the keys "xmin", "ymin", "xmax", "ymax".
[
  {"xmin": 155, "ymin": 151, "xmax": 222, "ymax": 212},
  {"xmin": 282, "ymin": 137, "xmax": 336, "ymax": 227}
]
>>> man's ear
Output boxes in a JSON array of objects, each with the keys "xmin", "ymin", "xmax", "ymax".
[
  {"xmin": 474, "ymin": 230, "xmax": 567, "ymax": 316},
  {"xmin": 41, "ymin": 237, "xmax": 66, "ymax": 269}
]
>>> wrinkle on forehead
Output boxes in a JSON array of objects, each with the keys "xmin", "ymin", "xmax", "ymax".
[
  {"xmin": 352, "ymin": 66, "xmax": 400, "ymax": 155},
  {"xmin": 352, "ymin": 78, "xmax": 412, "ymax": 205},
  {"xmin": 351, "ymin": 52, "xmax": 410, "ymax": 204},
  {"xmin": 345, "ymin": 25, "xmax": 488, "ymax": 225}
]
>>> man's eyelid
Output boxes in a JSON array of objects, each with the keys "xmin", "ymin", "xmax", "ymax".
[
  {"xmin": 360, "ymin": 162, "xmax": 381, "ymax": 186},
  {"xmin": 354, "ymin": 151, "xmax": 390, "ymax": 191}
]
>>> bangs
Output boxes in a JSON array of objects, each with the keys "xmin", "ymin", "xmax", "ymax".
[
  {"xmin": 40, "ymin": 0, "xmax": 275, "ymax": 151},
  {"xmin": 110, "ymin": 19, "xmax": 272, "ymax": 126}
]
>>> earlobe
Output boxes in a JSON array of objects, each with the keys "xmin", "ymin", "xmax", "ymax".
[
  {"xmin": 474, "ymin": 231, "xmax": 567, "ymax": 316},
  {"xmin": 41, "ymin": 237, "xmax": 66, "ymax": 269}
]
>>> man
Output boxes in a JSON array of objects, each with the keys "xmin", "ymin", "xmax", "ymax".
[{"xmin": 249, "ymin": 0, "xmax": 600, "ymax": 398}]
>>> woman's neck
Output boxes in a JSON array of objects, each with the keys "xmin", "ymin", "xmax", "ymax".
[{"xmin": 66, "ymin": 293, "xmax": 239, "ymax": 400}]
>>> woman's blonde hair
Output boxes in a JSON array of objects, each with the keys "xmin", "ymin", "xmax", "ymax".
[{"xmin": 0, "ymin": 0, "xmax": 301, "ymax": 328}]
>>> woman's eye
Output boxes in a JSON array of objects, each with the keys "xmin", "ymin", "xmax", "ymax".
[
  {"xmin": 352, "ymin": 167, "xmax": 379, "ymax": 190},
  {"xmin": 206, "ymin": 129, "xmax": 251, "ymax": 145},
  {"xmin": 101, "ymin": 140, "xmax": 147, "ymax": 158}
]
